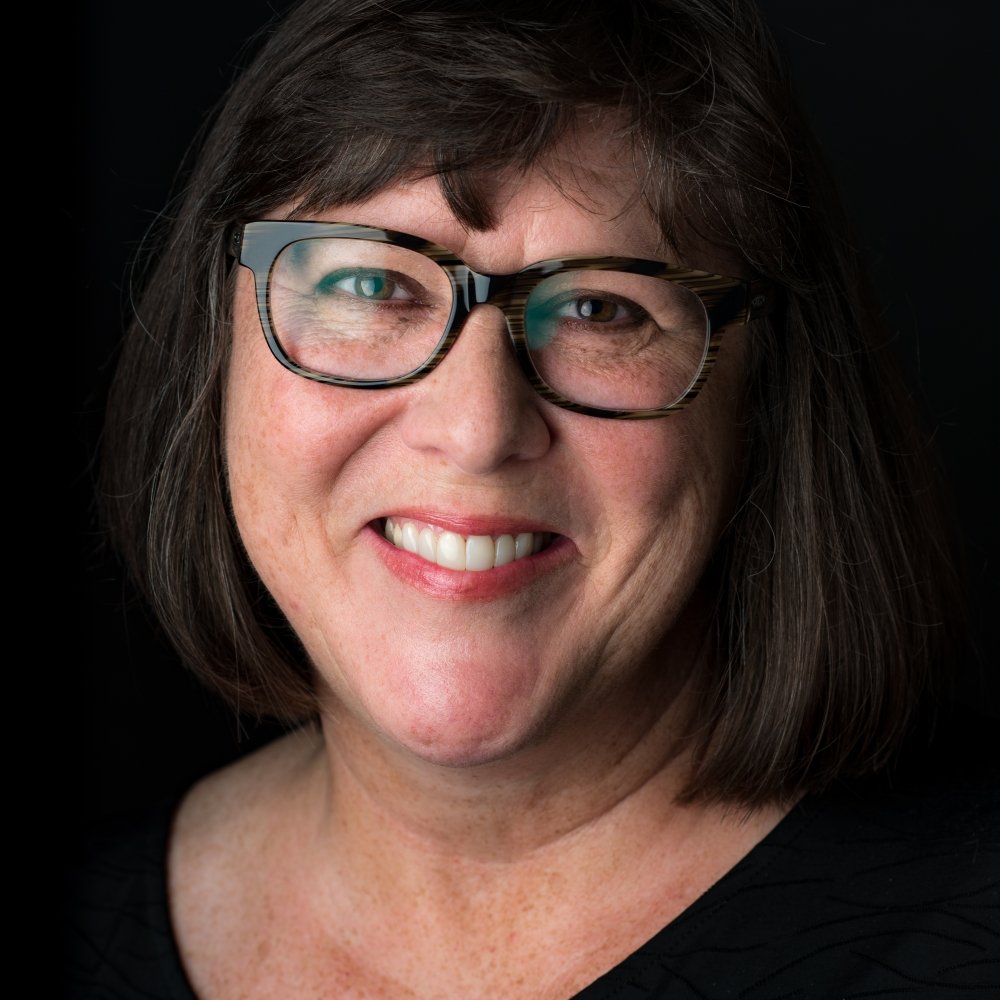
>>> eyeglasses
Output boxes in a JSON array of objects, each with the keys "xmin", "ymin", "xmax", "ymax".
[{"xmin": 229, "ymin": 220, "xmax": 775, "ymax": 419}]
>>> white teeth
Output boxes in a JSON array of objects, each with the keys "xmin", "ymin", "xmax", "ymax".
[
  {"xmin": 383, "ymin": 518, "xmax": 551, "ymax": 571},
  {"xmin": 436, "ymin": 531, "xmax": 466, "ymax": 570},
  {"xmin": 418, "ymin": 526, "xmax": 436, "ymax": 561},
  {"xmin": 466, "ymin": 535, "xmax": 495, "ymax": 571},
  {"xmin": 494, "ymin": 534, "xmax": 515, "ymax": 567},
  {"xmin": 514, "ymin": 533, "xmax": 534, "ymax": 559},
  {"xmin": 401, "ymin": 521, "xmax": 420, "ymax": 554}
]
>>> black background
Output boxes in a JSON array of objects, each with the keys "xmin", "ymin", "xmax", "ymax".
[{"xmin": 73, "ymin": 1, "xmax": 999, "ymax": 829}]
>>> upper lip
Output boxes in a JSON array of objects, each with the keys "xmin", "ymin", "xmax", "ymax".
[{"xmin": 372, "ymin": 509, "xmax": 563, "ymax": 538}]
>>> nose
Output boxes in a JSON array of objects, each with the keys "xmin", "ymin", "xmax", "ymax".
[{"xmin": 398, "ymin": 304, "xmax": 553, "ymax": 474}]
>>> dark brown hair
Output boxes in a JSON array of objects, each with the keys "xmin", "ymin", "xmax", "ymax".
[{"xmin": 100, "ymin": 0, "xmax": 965, "ymax": 804}]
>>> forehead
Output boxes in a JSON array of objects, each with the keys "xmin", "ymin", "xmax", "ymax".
[{"xmin": 287, "ymin": 123, "xmax": 667, "ymax": 270}]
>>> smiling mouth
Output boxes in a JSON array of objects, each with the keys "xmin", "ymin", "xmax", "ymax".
[{"xmin": 382, "ymin": 517, "xmax": 555, "ymax": 572}]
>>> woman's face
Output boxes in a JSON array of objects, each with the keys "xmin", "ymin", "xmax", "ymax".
[{"xmin": 225, "ymin": 135, "xmax": 749, "ymax": 767}]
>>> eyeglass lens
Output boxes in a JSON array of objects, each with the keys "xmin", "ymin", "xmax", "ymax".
[{"xmin": 269, "ymin": 238, "xmax": 710, "ymax": 410}]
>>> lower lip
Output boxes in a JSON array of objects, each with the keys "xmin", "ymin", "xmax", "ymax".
[{"xmin": 365, "ymin": 523, "xmax": 575, "ymax": 600}]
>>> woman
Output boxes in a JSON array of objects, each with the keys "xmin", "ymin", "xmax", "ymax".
[{"xmin": 69, "ymin": 0, "xmax": 998, "ymax": 996}]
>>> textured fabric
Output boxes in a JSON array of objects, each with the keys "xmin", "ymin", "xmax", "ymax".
[
  {"xmin": 64, "ymin": 711, "xmax": 1000, "ymax": 999},
  {"xmin": 66, "ymin": 794, "xmax": 197, "ymax": 1000},
  {"xmin": 576, "ymin": 764, "xmax": 1000, "ymax": 998}
]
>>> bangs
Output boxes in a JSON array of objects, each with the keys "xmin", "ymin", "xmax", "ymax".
[
  {"xmin": 289, "ymin": 102, "xmax": 590, "ymax": 232},
  {"xmin": 205, "ymin": 0, "xmax": 766, "ymax": 264}
]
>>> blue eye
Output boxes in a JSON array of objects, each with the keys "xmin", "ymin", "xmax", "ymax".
[{"xmin": 315, "ymin": 270, "xmax": 410, "ymax": 301}]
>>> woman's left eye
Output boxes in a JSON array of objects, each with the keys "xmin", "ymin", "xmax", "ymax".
[
  {"xmin": 567, "ymin": 297, "xmax": 618, "ymax": 321},
  {"xmin": 553, "ymin": 296, "xmax": 640, "ymax": 323}
]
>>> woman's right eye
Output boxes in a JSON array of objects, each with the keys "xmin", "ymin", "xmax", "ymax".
[{"xmin": 314, "ymin": 269, "xmax": 413, "ymax": 302}]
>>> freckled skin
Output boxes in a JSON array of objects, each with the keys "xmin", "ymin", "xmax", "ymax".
[
  {"xmin": 176, "ymin": 128, "xmax": 781, "ymax": 999},
  {"xmin": 224, "ymin": 153, "xmax": 747, "ymax": 768}
]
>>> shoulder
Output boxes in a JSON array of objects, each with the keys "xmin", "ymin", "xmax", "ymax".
[
  {"xmin": 787, "ymin": 705, "xmax": 998, "ymax": 912},
  {"xmin": 768, "ymin": 702, "xmax": 998, "ymax": 927},
  {"xmin": 579, "ymin": 704, "xmax": 999, "ymax": 999},
  {"xmin": 63, "ymin": 793, "xmax": 195, "ymax": 1000},
  {"xmin": 63, "ymin": 725, "xmax": 321, "ymax": 1000},
  {"xmin": 166, "ymin": 725, "xmax": 325, "ymax": 992},
  {"xmin": 169, "ymin": 721, "xmax": 323, "ymax": 870},
  {"xmin": 730, "ymin": 705, "xmax": 1000, "ymax": 991}
]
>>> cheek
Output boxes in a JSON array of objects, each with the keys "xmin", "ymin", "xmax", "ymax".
[
  {"xmin": 224, "ymin": 275, "xmax": 384, "ymax": 508},
  {"xmin": 560, "ymin": 333, "xmax": 749, "ymax": 659},
  {"xmin": 224, "ymin": 288, "xmax": 304, "ymax": 537},
  {"xmin": 224, "ymin": 280, "xmax": 348, "ymax": 572},
  {"xmin": 223, "ymin": 276, "xmax": 410, "ymax": 608},
  {"xmin": 573, "ymin": 426, "xmax": 739, "ymax": 609},
  {"xmin": 222, "ymin": 296, "xmax": 304, "ymax": 606},
  {"xmin": 575, "ymin": 350, "xmax": 746, "ymax": 546},
  {"xmin": 668, "ymin": 334, "xmax": 749, "ymax": 528},
  {"xmin": 542, "ymin": 415, "xmax": 739, "ymax": 694}
]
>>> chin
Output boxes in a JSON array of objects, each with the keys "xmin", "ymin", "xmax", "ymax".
[
  {"xmin": 397, "ymin": 733, "xmax": 527, "ymax": 770},
  {"xmin": 367, "ymin": 659, "xmax": 554, "ymax": 769},
  {"xmin": 382, "ymin": 698, "xmax": 539, "ymax": 769}
]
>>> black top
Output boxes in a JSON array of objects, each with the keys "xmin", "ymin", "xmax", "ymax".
[{"xmin": 65, "ymin": 712, "xmax": 1000, "ymax": 999}]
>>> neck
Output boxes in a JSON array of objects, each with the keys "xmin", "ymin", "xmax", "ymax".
[
  {"xmin": 291, "ymin": 653, "xmax": 792, "ymax": 979},
  {"xmin": 298, "ymin": 628, "xmax": 735, "ymax": 898},
  {"xmin": 182, "ymin": 643, "xmax": 790, "ymax": 997},
  {"xmin": 321, "ymin": 679, "xmax": 697, "ymax": 864}
]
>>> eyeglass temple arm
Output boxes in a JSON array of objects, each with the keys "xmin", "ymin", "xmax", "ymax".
[
  {"xmin": 748, "ymin": 277, "xmax": 780, "ymax": 322},
  {"xmin": 226, "ymin": 224, "xmax": 244, "ymax": 259}
]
